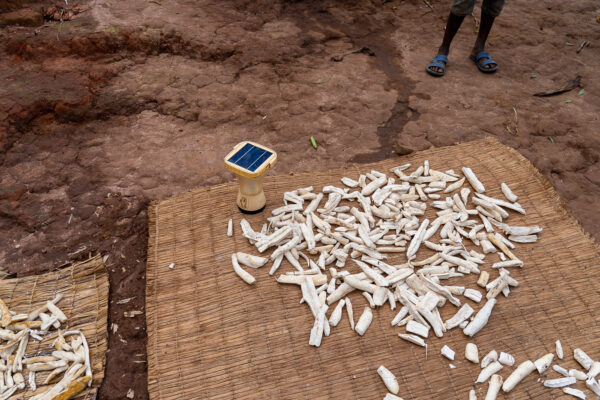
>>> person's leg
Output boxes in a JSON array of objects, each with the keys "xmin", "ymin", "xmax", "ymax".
[
  {"xmin": 441, "ymin": 0, "xmax": 477, "ymax": 55},
  {"xmin": 426, "ymin": 0, "xmax": 473, "ymax": 74},
  {"xmin": 471, "ymin": 0, "xmax": 505, "ymax": 69},
  {"xmin": 437, "ymin": 12, "xmax": 466, "ymax": 57}
]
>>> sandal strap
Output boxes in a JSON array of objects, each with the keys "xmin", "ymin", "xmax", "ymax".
[
  {"xmin": 475, "ymin": 51, "xmax": 491, "ymax": 61},
  {"xmin": 478, "ymin": 58, "xmax": 496, "ymax": 67},
  {"xmin": 427, "ymin": 61, "xmax": 446, "ymax": 71}
]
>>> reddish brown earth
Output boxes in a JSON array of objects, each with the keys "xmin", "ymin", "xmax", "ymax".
[{"xmin": 1, "ymin": 0, "xmax": 599, "ymax": 398}]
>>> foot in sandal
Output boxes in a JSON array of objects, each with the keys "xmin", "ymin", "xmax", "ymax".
[{"xmin": 426, "ymin": 54, "xmax": 448, "ymax": 77}]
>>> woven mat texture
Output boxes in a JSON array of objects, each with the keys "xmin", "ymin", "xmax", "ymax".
[
  {"xmin": 2, "ymin": 255, "xmax": 108, "ymax": 399},
  {"xmin": 146, "ymin": 138, "xmax": 600, "ymax": 400}
]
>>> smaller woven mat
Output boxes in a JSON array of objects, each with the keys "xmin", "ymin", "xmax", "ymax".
[{"xmin": 2, "ymin": 255, "xmax": 108, "ymax": 399}]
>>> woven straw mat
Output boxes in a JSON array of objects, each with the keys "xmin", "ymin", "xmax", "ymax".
[
  {"xmin": 1, "ymin": 255, "xmax": 108, "ymax": 399},
  {"xmin": 146, "ymin": 138, "xmax": 600, "ymax": 400}
]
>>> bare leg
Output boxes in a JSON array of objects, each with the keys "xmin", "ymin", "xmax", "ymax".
[
  {"xmin": 438, "ymin": 12, "xmax": 466, "ymax": 56},
  {"xmin": 429, "ymin": 12, "xmax": 465, "ymax": 73},
  {"xmin": 471, "ymin": 11, "xmax": 496, "ymax": 69}
]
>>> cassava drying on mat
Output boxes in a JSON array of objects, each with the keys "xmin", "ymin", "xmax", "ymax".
[
  {"xmin": 229, "ymin": 161, "xmax": 543, "ymax": 397},
  {"xmin": 0, "ymin": 295, "xmax": 92, "ymax": 400},
  {"xmin": 377, "ymin": 365, "xmax": 400, "ymax": 395},
  {"xmin": 460, "ymin": 342, "xmax": 600, "ymax": 398}
]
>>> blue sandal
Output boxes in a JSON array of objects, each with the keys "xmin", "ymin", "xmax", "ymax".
[
  {"xmin": 426, "ymin": 54, "xmax": 448, "ymax": 77},
  {"xmin": 470, "ymin": 51, "xmax": 498, "ymax": 73}
]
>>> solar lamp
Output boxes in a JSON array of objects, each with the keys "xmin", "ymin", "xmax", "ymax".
[{"xmin": 224, "ymin": 141, "xmax": 277, "ymax": 213}]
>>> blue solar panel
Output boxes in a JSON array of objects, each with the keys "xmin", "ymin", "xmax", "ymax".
[{"xmin": 228, "ymin": 143, "xmax": 273, "ymax": 172}]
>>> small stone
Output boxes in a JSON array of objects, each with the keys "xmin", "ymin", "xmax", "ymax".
[
  {"xmin": 393, "ymin": 141, "xmax": 414, "ymax": 156},
  {"xmin": 0, "ymin": 8, "xmax": 43, "ymax": 27},
  {"xmin": 126, "ymin": 388, "xmax": 134, "ymax": 398}
]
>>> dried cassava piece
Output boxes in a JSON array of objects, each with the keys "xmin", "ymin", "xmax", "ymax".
[
  {"xmin": 28, "ymin": 371, "xmax": 36, "ymax": 391},
  {"xmin": 484, "ymin": 374, "xmax": 503, "ymax": 400},
  {"xmin": 383, "ymin": 394, "xmax": 404, "ymax": 400},
  {"xmin": 574, "ymin": 348, "xmax": 594, "ymax": 370},
  {"xmin": 586, "ymin": 378, "xmax": 600, "ymax": 396},
  {"xmin": 569, "ymin": 369, "xmax": 587, "ymax": 381},
  {"xmin": 477, "ymin": 271, "xmax": 489, "ymax": 288},
  {"xmin": 14, "ymin": 372, "xmax": 25, "ymax": 389},
  {"xmin": 465, "ymin": 343, "xmax": 479, "ymax": 363},
  {"xmin": 491, "ymin": 260, "xmax": 523, "ymax": 269},
  {"xmin": 445, "ymin": 304, "xmax": 474, "ymax": 330},
  {"xmin": 444, "ymin": 177, "xmax": 465, "ymax": 193},
  {"xmin": 406, "ymin": 320, "xmax": 429, "ymax": 338},
  {"xmin": 508, "ymin": 235, "xmax": 537, "ymax": 243},
  {"xmin": 500, "ymin": 225, "xmax": 542, "ymax": 236},
  {"xmin": 563, "ymin": 387, "xmax": 586, "ymax": 399},
  {"xmin": 441, "ymin": 345, "xmax": 455, "ymax": 361},
  {"xmin": 543, "ymin": 377, "xmax": 576, "ymax": 388},
  {"xmin": 44, "ymin": 365, "xmax": 68, "ymax": 384},
  {"xmin": 477, "ymin": 361, "xmax": 503, "ymax": 383},
  {"xmin": 0, "ymin": 300, "xmax": 11, "ymax": 328},
  {"xmin": 464, "ymin": 288, "xmax": 482, "ymax": 303},
  {"xmin": 463, "ymin": 299, "xmax": 496, "ymax": 337},
  {"xmin": 377, "ymin": 365, "xmax": 400, "ymax": 394},
  {"xmin": 329, "ymin": 300, "xmax": 345, "ymax": 327},
  {"xmin": 341, "ymin": 177, "xmax": 359, "ymax": 188},
  {"xmin": 277, "ymin": 274, "xmax": 327, "ymax": 285},
  {"xmin": 556, "ymin": 340, "xmax": 564, "ymax": 359},
  {"xmin": 481, "ymin": 350, "xmax": 498, "ymax": 368},
  {"xmin": 309, "ymin": 305, "xmax": 328, "ymax": 347},
  {"xmin": 406, "ymin": 219, "xmax": 429, "ymax": 258},
  {"xmin": 554, "ymin": 365, "xmax": 569, "ymax": 377},
  {"xmin": 502, "ymin": 360, "xmax": 536, "ymax": 392},
  {"xmin": 236, "ymin": 252, "xmax": 269, "ymax": 269},
  {"xmin": 355, "ymin": 307, "xmax": 373, "ymax": 336},
  {"xmin": 500, "ymin": 183, "xmax": 518, "ymax": 202},
  {"xmin": 588, "ymin": 362, "xmax": 600, "ymax": 379},
  {"xmin": 398, "ymin": 334, "xmax": 426, "ymax": 348},
  {"xmin": 498, "ymin": 352, "xmax": 514, "ymax": 366},
  {"xmin": 231, "ymin": 254, "xmax": 256, "ymax": 285},
  {"xmin": 27, "ymin": 294, "xmax": 62, "ymax": 322},
  {"xmin": 345, "ymin": 297, "xmax": 354, "ymax": 330},
  {"xmin": 51, "ymin": 375, "xmax": 91, "ymax": 400},
  {"xmin": 0, "ymin": 388, "xmax": 17, "ymax": 399},
  {"xmin": 534, "ymin": 353, "xmax": 554, "ymax": 373},
  {"xmin": 227, "ymin": 219, "xmax": 233, "ymax": 237},
  {"xmin": 462, "ymin": 167, "xmax": 485, "ymax": 193}
]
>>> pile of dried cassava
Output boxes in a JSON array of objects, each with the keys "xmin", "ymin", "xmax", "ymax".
[
  {"xmin": 377, "ymin": 341, "xmax": 600, "ymax": 399},
  {"xmin": 229, "ymin": 161, "xmax": 552, "ymax": 397},
  {"xmin": 0, "ymin": 296, "xmax": 91, "ymax": 400}
]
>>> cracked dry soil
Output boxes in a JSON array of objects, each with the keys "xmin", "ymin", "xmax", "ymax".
[{"xmin": 1, "ymin": 0, "xmax": 599, "ymax": 398}]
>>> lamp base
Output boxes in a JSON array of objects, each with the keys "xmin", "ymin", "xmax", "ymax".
[
  {"xmin": 237, "ymin": 205, "xmax": 266, "ymax": 214},
  {"xmin": 236, "ymin": 175, "xmax": 266, "ymax": 214}
]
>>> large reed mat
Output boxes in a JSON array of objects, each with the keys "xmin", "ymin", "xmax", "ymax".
[
  {"xmin": 146, "ymin": 138, "xmax": 600, "ymax": 399},
  {"xmin": 0, "ymin": 255, "xmax": 108, "ymax": 399}
]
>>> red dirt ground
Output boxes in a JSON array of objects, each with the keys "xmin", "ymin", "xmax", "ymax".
[{"xmin": 1, "ymin": 0, "xmax": 599, "ymax": 398}]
